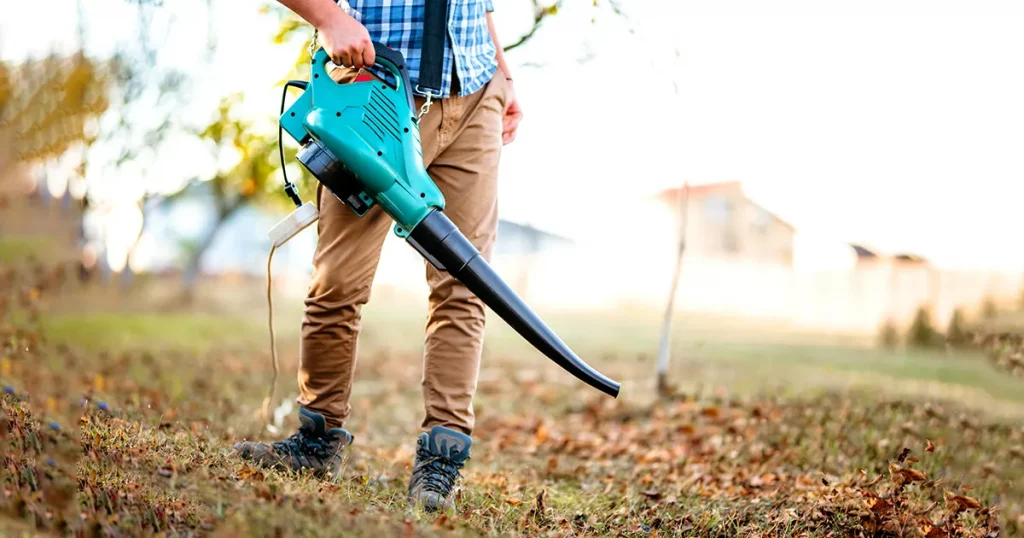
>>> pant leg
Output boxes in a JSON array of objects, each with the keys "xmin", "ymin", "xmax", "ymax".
[
  {"xmin": 297, "ymin": 183, "xmax": 391, "ymax": 429},
  {"xmin": 417, "ymin": 71, "xmax": 509, "ymax": 436},
  {"xmin": 296, "ymin": 67, "xmax": 396, "ymax": 429}
]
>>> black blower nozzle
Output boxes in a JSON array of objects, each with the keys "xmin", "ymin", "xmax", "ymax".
[{"xmin": 408, "ymin": 210, "xmax": 621, "ymax": 398}]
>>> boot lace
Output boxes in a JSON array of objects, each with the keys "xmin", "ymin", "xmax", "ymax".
[
  {"xmin": 272, "ymin": 430, "xmax": 333, "ymax": 461},
  {"xmin": 413, "ymin": 443, "xmax": 464, "ymax": 494}
]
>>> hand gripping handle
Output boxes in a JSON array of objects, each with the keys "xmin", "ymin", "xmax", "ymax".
[{"xmin": 309, "ymin": 42, "xmax": 416, "ymax": 112}]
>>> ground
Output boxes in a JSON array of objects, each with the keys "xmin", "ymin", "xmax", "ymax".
[{"xmin": 1, "ymin": 253, "xmax": 1022, "ymax": 537}]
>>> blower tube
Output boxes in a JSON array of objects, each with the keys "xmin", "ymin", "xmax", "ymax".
[{"xmin": 407, "ymin": 210, "xmax": 621, "ymax": 398}]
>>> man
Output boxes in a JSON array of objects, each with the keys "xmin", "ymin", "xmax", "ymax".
[{"xmin": 233, "ymin": 0, "xmax": 522, "ymax": 512}]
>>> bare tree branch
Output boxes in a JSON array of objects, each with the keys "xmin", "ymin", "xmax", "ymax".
[{"xmin": 503, "ymin": 0, "xmax": 565, "ymax": 53}]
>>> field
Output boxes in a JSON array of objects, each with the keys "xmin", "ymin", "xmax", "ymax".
[{"xmin": 2, "ymin": 260, "xmax": 1023, "ymax": 537}]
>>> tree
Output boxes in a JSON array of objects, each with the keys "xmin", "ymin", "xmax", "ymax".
[
  {"xmin": 906, "ymin": 306, "xmax": 941, "ymax": 349},
  {"xmin": 175, "ymin": 94, "xmax": 300, "ymax": 293},
  {"xmin": 653, "ymin": 44, "xmax": 687, "ymax": 397},
  {"xmin": 0, "ymin": 53, "xmax": 112, "ymax": 178},
  {"xmin": 655, "ymin": 182, "xmax": 689, "ymax": 396},
  {"xmin": 155, "ymin": 0, "xmax": 632, "ymax": 293},
  {"xmin": 262, "ymin": 0, "xmax": 626, "ymax": 58},
  {"xmin": 1, "ymin": 0, "xmax": 198, "ymax": 289},
  {"xmin": 945, "ymin": 308, "xmax": 970, "ymax": 349},
  {"xmin": 503, "ymin": 0, "xmax": 565, "ymax": 52}
]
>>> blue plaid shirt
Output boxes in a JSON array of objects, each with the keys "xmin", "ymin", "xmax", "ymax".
[{"xmin": 337, "ymin": 0, "xmax": 499, "ymax": 98}]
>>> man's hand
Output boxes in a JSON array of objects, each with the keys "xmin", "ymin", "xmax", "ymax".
[
  {"xmin": 502, "ymin": 80, "xmax": 523, "ymax": 145},
  {"xmin": 276, "ymin": 0, "xmax": 374, "ymax": 68},
  {"xmin": 484, "ymin": 11, "xmax": 521, "ymax": 145},
  {"xmin": 319, "ymin": 12, "xmax": 375, "ymax": 69}
]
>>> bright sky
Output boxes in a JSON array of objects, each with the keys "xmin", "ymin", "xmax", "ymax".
[{"xmin": 3, "ymin": 0, "xmax": 1023, "ymax": 271}]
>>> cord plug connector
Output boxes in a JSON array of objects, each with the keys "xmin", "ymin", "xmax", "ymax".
[
  {"xmin": 268, "ymin": 201, "xmax": 319, "ymax": 248},
  {"xmin": 284, "ymin": 182, "xmax": 303, "ymax": 208}
]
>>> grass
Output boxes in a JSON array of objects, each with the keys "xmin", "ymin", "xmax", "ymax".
[
  {"xmin": 38, "ymin": 312, "xmax": 259, "ymax": 354},
  {"xmin": 35, "ymin": 297, "xmax": 1024, "ymax": 410},
  {"xmin": 0, "ymin": 236, "xmax": 55, "ymax": 264},
  {"xmin": 3, "ymin": 272, "xmax": 1024, "ymax": 536}
]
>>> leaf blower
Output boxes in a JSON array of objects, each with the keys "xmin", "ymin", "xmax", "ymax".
[{"xmin": 263, "ymin": 42, "xmax": 619, "ymax": 419}]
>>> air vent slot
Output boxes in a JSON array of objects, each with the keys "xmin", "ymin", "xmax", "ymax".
[{"xmin": 363, "ymin": 87, "xmax": 401, "ymax": 142}]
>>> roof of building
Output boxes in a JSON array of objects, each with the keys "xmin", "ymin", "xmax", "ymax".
[
  {"xmin": 849, "ymin": 243, "xmax": 880, "ymax": 258},
  {"xmin": 654, "ymin": 181, "xmax": 743, "ymax": 206},
  {"xmin": 497, "ymin": 219, "xmax": 574, "ymax": 246},
  {"xmin": 847, "ymin": 243, "xmax": 931, "ymax": 264},
  {"xmin": 653, "ymin": 181, "xmax": 796, "ymax": 232},
  {"xmin": 893, "ymin": 253, "xmax": 929, "ymax": 264}
]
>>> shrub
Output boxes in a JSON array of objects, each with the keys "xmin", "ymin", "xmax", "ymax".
[
  {"xmin": 877, "ymin": 318, "xmax": 901, "ymax": 350},
  {"xmin": 980, "ymin": 296, "xmax": 999, "ymax": 320},
  {"xmin": 906, "ymin": 306, "xmax": 941, "ymax": 348},
  {"xmin": 944, "ymin": 308, "xmax": 970, "ymax": 348}
]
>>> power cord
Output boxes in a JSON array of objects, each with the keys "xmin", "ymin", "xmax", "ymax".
[
  {"xmin": 278, "ymin": 80, "xmax": 308, "ymax": 209},
  {"xmin": 262, "ymin": 79, "xmax": 318, "ymax": 431},
  {"xmin": 262, "ymin": 244, "xmax": 279, "ymax": 428}
]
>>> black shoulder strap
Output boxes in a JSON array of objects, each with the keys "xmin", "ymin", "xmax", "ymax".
[{"xmin": 418, "ymin": 0, "xmax": 448, "ymax": 96}]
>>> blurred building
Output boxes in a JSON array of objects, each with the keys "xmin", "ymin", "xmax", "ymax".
[
  {"xmin": 76, "ymin": 180, "xmax": 1023, "ymax": 337},
  {"xmin": 494, "ymin": 220, "xmax": 574, "ymax": 258},
  {"xmin": 491, "ymin": 220, "xmax": 575, "ymax": 296},
  {"xmin": 654, "ymin": 181, "xmax": 795, "ymax": 265}
]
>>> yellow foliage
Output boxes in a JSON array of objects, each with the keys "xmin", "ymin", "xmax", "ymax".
[
  {"xmin": 0, "ymin": 62, "xmax": 10, "ymax": 114},
  {"xmin": 2, "ymin": 53, "xmax": 112, "ymax": 166},
  {"xmin": 240, "ymin": 178, "xmax": 257, "ymax": 196}
]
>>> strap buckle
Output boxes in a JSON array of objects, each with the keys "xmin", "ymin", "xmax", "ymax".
[{"xmin": 415, "ymin": 85, "xmax": 442, "ymax": 118}]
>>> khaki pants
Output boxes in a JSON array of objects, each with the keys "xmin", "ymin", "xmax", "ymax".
[{"xmin": 297, "ymin": 67, "xmax": 509, "ymax": 436}]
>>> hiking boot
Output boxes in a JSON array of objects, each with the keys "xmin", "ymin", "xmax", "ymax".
[
  {"xmin": 233, "ymin": 407, "xmax": 353, "ymax": 478},
  {"xmin": 408, "ymin": 425, "xmax": 472, "ymax": 512}
]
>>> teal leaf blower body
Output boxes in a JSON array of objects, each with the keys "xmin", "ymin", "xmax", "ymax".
[{"xmin": 279, "ymin": 44, "xmax": 620, "ymax": 398}]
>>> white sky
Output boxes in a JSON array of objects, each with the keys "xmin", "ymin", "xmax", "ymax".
[{"xmin": 3, "ymin": 0, "xmax": 1023, "ymax": 271}]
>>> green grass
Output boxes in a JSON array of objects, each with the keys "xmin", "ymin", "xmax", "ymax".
[
  {"xmin": 39, "ymin": 312, "xmax": 261, "ymax": 354},
  {"xmin": 0, "ymin": 236, "xmax": 55, "ymax": 264},
  {"xmin": 32, "ymin": 296, "xmax": 1024, "ymax": 410}
]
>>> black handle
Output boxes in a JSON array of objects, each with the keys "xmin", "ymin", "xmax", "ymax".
[
  {"xmin": 372, "ymin": 42, "xmax": 407, "ymax": 73},
  {"xmin": 371, "ymin": 42, "xmax": 415, "ymax": 111}
]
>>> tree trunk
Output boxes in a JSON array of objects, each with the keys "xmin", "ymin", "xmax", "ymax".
[
  {"xmin": 119, "ymin": 217, "xmax": 143, "ymax": 294},
  {"xmin": 656, "ymin": 183, "xmax": 689, "ymax": 397},
  {"xmin": 119, "ymin": 264, "xmax": 135, "ymax": 292},
  {"xmin": 181, "ymin": 202, "xmax": 241, "ymax": 299}
]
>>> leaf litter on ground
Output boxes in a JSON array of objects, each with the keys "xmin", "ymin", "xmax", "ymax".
[{"xmin": 0, "ymin": 258, "xmax": 1022, "ymax": 536}]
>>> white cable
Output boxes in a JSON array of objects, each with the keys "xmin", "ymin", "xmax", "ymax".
[
  {"xmin": 261, "ymin": 201, "xmax": 319, "ymax": 430},
  {"xmin": 262, "ymin": 244, "xmax": 280, "ymax": 428}
]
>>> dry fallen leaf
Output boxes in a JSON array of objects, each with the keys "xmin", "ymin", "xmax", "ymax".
[
  {"xmin": 869, "ymin": 498, "xmax": 893, "ymax": 516},
  {"xmin": 237, "ymin": 466, "xmax": 265, "ymax": 482},
  {"xmin": 534, "ymin": 423, "xmax": 549, "ymax": 444},
  {"xmin": 889, "ymin": 463, "xmax": 927, "ymax": 484},
  {"xmin": 944, "ymin": 491, "xmax": 982, "ymax": 511},
  {"xmin": 922, "ymin": 525, "xmax": 949, "ymax": 538},
  {"xmin": 925, "ymin": 439, "xmax": 935, "ymax": 452}
]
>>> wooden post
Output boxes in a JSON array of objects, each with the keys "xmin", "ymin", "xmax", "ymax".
[{"xmin": 656, "ymin": 182, "xmax": 689, "ymax": 396}]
